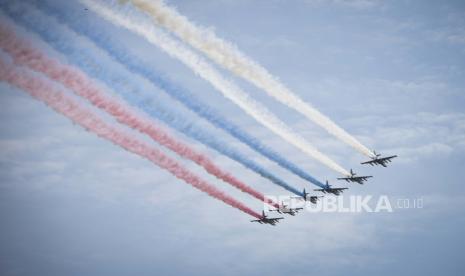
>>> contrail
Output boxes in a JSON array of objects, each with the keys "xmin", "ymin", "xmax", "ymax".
[
  {"xmin": 128, "ymin": 0, "xmax": 376, "ymax": 159},
  {"xmin": 35, "ymin": 0, "xmax": 327, "ymax": 188},
  {"xmin": 0, "ymin": 23, "xmax": 280, "ymax": 209},
  {"xmin": 0, "ymin": 57, "xmax": 262, "ymax": 219},
  {"xmin": 80, "ymin": 0, "xmax": 351, "ymax": 176},
  {"xmin": 1, "ymin": 2, "xmax": 308, "ymax": 194}
]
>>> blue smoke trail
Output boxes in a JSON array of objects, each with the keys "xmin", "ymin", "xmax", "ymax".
[
  {"xmin": 38, "ymin": 0, "xmax": 326, "ymax": 189},
  {"xmin": 1, "ymin": 0, "xmax": 306, "ymax": 195}
]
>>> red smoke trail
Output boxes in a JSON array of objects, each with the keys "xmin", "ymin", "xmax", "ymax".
[
  {"xmin": 0, "ymin": 57, "xmax": 262, "ymax": 219},
  {"xmin": 0, "ymin": 24, "xmax": 279, "ymax": 209}
]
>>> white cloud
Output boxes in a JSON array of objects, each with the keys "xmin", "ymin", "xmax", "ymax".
[{"xmin": 304, "ymin": 0, "xmax": 382, "ymax": 9}]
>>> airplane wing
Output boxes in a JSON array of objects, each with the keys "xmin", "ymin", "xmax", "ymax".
[
  {"xmin": 361, "ymin": 160, "xmax": 377, "ymax": 165},
  {"xmin": 348, "ymin": 175, "xmax": 372, "ymax": 181},
  {"xmin": 379, "ymin": 155, "xmax": 397, "ymax": 161}
]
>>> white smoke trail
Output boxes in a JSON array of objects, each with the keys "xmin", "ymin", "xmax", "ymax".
[
  {"xmin": 80, "ymin": 0, "xmax": 350, "ymax": 176},
  {"xmin": 128, "ymin": 0, "xmax": 376, "ymax": 158}
]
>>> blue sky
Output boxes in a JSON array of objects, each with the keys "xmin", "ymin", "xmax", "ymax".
[{"xmin": 1, "ymin": 0, "xmax": 465, "ymax": 275}]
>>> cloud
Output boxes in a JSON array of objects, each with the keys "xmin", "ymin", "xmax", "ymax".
[
  {"xmin": 1, "ymin": 1, "xmax": 465, "ymax": 275},
  {"xmin": 304, "ymin": 0, "xmax": 382, "ymax": 9},
  {"xmin": 341, "ymin": 112, "xmax": 465, "ymax": 163}
]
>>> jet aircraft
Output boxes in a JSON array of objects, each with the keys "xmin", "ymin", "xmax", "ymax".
[
  {"xmin": 337, "ymin": 169, "xmax": 372, "ymax": 185},
  {"xmin": 251, "ymin": 211, "xmax": 284, "ymax": 226},
  {"xmin": 270, "ymin": 204, "xmax": 303, "ymax": 216},
  {"xmin": 314, "ymin": 181, "xmax": 348, "ymax": 195},
  {"xmin": 362, "ymin": 151, "xmax": 397, "ymax": 167}
]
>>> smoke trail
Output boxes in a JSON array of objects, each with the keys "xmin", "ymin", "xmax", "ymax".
[
  {"xmin": 80, "ymin": 0, "xmax": 350, "ymax": 176},
  {"xmin": 129, "ymin": 0, "xmax": 376, "ymax": 158},
  {"xmin": 0, "ymin": 2, "xmax": 307, "ymax": 194},
  {"xmin": 0, "ymin": 57, "xmax": 262, "ymax": 219},
  {"xmin": 34, "ymin": 0, "xmax": 327, "ymax": 188},
  {"xmin": 0, "ymin": 23, "xmax": 280, "ymax": 209}
]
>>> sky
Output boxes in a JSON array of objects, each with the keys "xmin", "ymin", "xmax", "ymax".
[{"xmin": 1, "ymin": 0, "xmax": 465, "ymax": 275}]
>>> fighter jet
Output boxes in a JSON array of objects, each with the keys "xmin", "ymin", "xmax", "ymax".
[
  {"xmin": 292, "ymin": 189, "xmax": 324, "ymax": 204},
  {"xmin": 270, "ymin": 204, "xmax": 303, "ymax": 216},
  {"xmin": 250, "ymin": 210, "xmax": 284, "ymax": 226},
  {"xmin": 314, "ymin": 181, "xmax": 348, "ymax": 196},
  {"xmin": 362, "ymin": 151, "xmax": 397, "ymax": 167},
  {"xmin": 337, "ymin": 169, "xmax": 372, "ymax": 185}
]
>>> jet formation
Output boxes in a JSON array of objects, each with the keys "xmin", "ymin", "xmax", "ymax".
[{"xmin": 252, "ymin": 152, "xmax": 397, "ymax": 226}]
